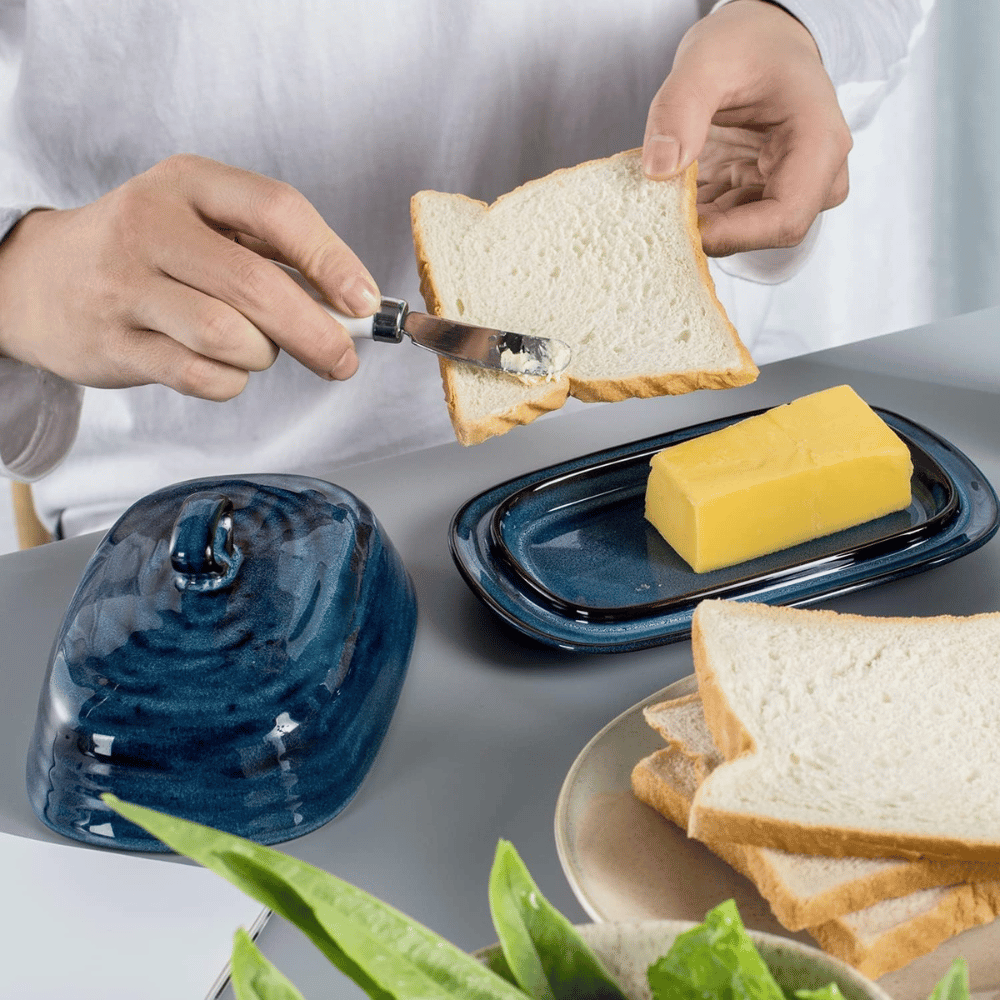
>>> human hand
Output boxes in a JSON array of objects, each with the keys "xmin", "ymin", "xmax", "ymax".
[
  {"xmin": 0, "ymin": 154, "xmax": 379, "ymax": 400},
  {"xmin": 641, "ymin": 0, "xmax": 851, "ymax": 256}
]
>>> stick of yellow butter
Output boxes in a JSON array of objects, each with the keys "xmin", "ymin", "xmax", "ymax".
[{"xmin": 644, "ymin": 385, "xmax": 913, "ymax": 573}]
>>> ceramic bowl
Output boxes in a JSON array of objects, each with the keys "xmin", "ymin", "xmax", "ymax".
[
  {"xmin": 477, "ymin": 920, "xmax": 892, "ymax": 1000},
  {"xmin": 26, "ymin": 474, "xmax": 416, "ymax": 852}
]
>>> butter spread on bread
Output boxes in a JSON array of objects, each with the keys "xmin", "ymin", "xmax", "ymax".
[{"xmin": 644, "ymin": 385, "xmax": 913, "ymax": 572}]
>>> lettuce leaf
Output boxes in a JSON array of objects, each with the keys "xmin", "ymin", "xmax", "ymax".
[
  {"xmin": 795, "ymin": 985, "xmax": 845, "ymax": 1000},
  {"xmin": 646, "ymin": 899, "xmax": 785, "ymax": 1000},
  {"xmin": 487, "ymin": 840, "xmax": 627, "ymax": 1000},
  {"xmin": 102, "ymin": 796, "xmax": 975, "ymax": 1000},
  {"xmin": 231, "ymin": 928, "xmax": 307, "ymax": 1000},
  {"xmin": 103, "ymin": 795, "xmax": 529, "ymax": 1000},
  {"xmin": 926, "ymin": 959, "xmax": 970, "ymax": 1000}
]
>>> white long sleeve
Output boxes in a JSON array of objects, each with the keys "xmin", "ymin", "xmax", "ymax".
[
  {"xmin": 0, "ymin": 202, "xmax": 79, "ymax": 484},
  {"xmin": 0, "ymin": 360, "xmax": 82, "ymax": 481},
  {"xmin": 773, "ymin": 1, "xmax": 930, "ymax": 84},
  {"xmin": 774, "ymin": 0, "xmax": 934, "ymax": 129},
  {"xmin": 0, "ymin": 1, "xmax": 78, "ymax": 482},
  {"xmin": 712, "ymin": 0, "xmax": 933, "ymax": 286}
]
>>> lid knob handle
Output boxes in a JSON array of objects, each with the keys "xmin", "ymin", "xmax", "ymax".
[{"xmin": 169, "ymin": 492, "xmax": 243, "ymax": 591}]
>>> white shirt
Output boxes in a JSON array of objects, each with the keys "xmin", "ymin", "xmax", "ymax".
[{"xmin": 0, "ymin": 0, "xmax": 929, "ymax": 537}]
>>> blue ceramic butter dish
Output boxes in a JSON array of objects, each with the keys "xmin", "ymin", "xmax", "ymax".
[{"xmin": 26, "ymin": 474, "xmax": 416, "ymax": 852}]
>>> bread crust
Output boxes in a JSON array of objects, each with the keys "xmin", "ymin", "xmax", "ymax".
[
  {"xmin": 411, "ymin": 197, "xmax": 570, "ymax": 446},
  {"xmin": 634, "ymin": 704, "xmax": 1000, "ymax": 933},
  {"xmin": 690, "ymin": 607, "xmax": 757, "ymax": 763},
  {"xmin": 808, "ymin": 881, "xmax": 1000, "ymax": 980},
  {"xmin": 643, "ymin": 691, "xmax": 719, "ymax": 777},
  {"xmin": 410, "ymin": 151, "xmax": 758, "ymax": 446},
  {"xmin": 689, "ymin": 807, "xmax": 1000, "ymax": 863},
  {"xmin": 689, "ymin": 600, "xmax": 1000, "ymax": 863}
]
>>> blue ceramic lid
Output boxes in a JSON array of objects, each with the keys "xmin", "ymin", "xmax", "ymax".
[{"xmin": 26, "ymin": 474, "xmax": 416, "ymax": 852}]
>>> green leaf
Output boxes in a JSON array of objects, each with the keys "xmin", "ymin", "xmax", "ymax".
[
  {"xmin": 646, "ymin": 898, "xmax": 785, "ymax": 1000},
  {"xmin": 487, "ymin": 839, "xmax": 627, "ymax": 1000},
  {"xmin": 480, "ymin": 943, "xmax": 518, "ymax": 988},
  {"xmin": 927, "ymin": 959, "xmax": 970, "ymax": 1000},
  {"xmin": 103, "ymin": 795, "xmax": 529, "ymax": 1000},
  {"xmin": 231, "ymin": 928, "xmax": 306, "ymax": 1000}
]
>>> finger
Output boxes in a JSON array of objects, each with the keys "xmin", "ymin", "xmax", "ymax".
[
  {"xmin": 135, "ymin": 277, "xmax": 279, "ymax": 372},
  {"xmin": 757, "ymin": 94, "xmax": 851, "ymax": 197},
  {"xmin": 233, "ymin": 231, "xmax": 286, "ymax": 262},
  {"xmin": 696, "ymin": 158, "xmax": 765, "ymax": 198},
  {"xmin": 697, "ymin": 181, "xmax": 765, "ymax": 206},
  {"xmin": 115, "ymin": 328, "xmax": 251, "ymax": 401},
  {"xmin": 153, "ymin": 225, "xmax": 360, "ymax": 380},
  {"xmin": 159, "ymin": 154, "xmax": 380, "ymax": 317},
  {"xmin": 704, "ymin": 184, "xmax": 766, "ymax": 214},
  {"xmin": 701, "ymin": 123, "xmax": 847, "ymax": 254},
  {"xmin": 825, "ymin": 159, "xmax": 850, "ymax": 210},
  {"xmin": 699, "ymin": 193, "xmax": 819, "ymax": 257},
  {"xmin": 642, "ymin": 50, "xmax": 726, "ymax": 179}
]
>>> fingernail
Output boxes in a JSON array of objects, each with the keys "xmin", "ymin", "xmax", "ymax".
[
  {"xmin": 643, "ymin": 134, "xmax": 680, "ymax": 179},
  {"xmin": 342, "ymin": 273, "xmax": 380, "ymax": 317},
  {"xmin": 329, "ymin": 349, "xmax": 359, "ymax": 381}
]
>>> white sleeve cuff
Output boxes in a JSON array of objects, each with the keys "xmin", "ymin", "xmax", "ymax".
[
  {"xmin": 1, "ymin": 205, "xmax": 39, "ymax": 242},
  {"xmin": 712, "ymin": 213, "xmax": 823, "ymax": 286},
  {"xmin": 0, "ymin": 358, "xmax": 83, "ymax": 481},
  {"xmin": 710, "ymin": 1, "xmax": 931, "ymax": 86}
]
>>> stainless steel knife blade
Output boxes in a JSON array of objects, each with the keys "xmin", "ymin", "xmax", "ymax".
[{"xmin": 399, "ymin": 310, "xmax": 571, "ymax": 377}]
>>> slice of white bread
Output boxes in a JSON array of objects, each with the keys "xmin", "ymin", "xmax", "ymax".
[
  {"xmin": 810, "ymin": 882, "xmax": 1000, "ymax": 981},
  {"xmin": 631, "ymin": 743, "xmax": 1000, "ymax": 979},
  {"xmin": 410, "ymin": 150, "xmax": 758, "ymax": 446},
  {"xmin": 635, "ymin": 693, "xmax": 999, "ymax": 931},
  {"xmin": 689, "ymin": 599, "xmax": 1000, "ymax": 861}
]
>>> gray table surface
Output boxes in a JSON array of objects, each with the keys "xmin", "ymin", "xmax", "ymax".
[{"xmin": 2, "ymin": 305, "xmax": 999, "ymax": 998}]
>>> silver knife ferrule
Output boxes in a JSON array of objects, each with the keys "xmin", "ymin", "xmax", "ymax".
[{"xmin": 371, "ymin": 298, "xmax": 406, "ymax": 343}]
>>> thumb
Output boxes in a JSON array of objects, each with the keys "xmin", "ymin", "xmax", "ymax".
[{"xmin": 642, "ymin": 61, "xmax": 721, "ymax": 179}]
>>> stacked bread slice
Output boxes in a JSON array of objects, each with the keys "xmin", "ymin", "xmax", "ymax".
[{"xmin": 631, "ymin": 599, "xmax": 1000, "ymax": 978}]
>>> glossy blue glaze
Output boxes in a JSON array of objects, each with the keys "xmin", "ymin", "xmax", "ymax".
[
  {"xmin": 450, "ymin": 408, "xmax": 999, "ymax": 653},
  {"xmin": 27, "ymin": 475, "xmax": 416, "ymax": 852}
]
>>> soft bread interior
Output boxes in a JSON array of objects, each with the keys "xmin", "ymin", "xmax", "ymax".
[{"xmin": 690, "ymin": 600, "xmax": 1000, "ymax": 860}]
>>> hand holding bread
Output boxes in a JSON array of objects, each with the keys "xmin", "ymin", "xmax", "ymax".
[
  {"xmin": 642, "ymin": 0, "xmax": 852, "ymax": 256},
  {"xmin": 410, "ymin": 0, "xmax": 852, "ymax": 447}
]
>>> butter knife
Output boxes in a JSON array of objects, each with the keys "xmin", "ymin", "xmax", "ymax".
[{"xmin": 277, "ymin": 262, "xmax": 571, "ymax": 378}]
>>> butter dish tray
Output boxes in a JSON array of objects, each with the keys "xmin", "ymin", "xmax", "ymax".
[{"xmin": 449, "ymin": 407, "xmax": 999, "ymax": 652}]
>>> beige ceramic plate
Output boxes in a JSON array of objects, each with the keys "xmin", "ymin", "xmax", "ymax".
[{"xmin": 554, "ymin": 675, "xmax": 1000, "ymax": 1000}]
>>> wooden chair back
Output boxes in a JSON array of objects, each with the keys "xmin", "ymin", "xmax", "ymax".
[{"xmin": 11, "ymin": 481, "xmax": 52, "ymax": 548}]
